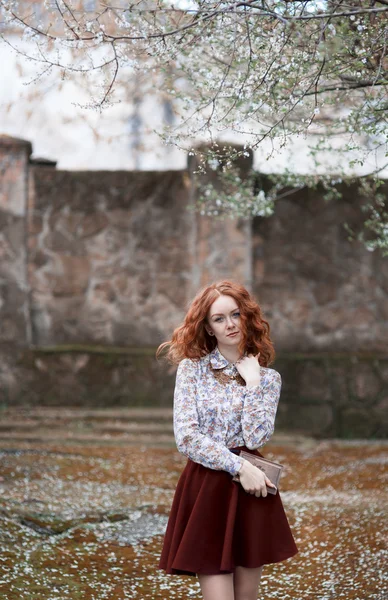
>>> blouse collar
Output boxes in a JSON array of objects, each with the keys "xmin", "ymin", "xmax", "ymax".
[
  {"xmin": 209, "ymin": 346, "xmax": 229, "ymax": 369},
  {"xmin": 209, "ymin": 345, "xmax": 246, "ymax": 370}
]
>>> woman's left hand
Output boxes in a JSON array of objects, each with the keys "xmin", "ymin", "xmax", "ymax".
[{"xmin": 235, "ymin": 353, "xmax": 261, "ymax": 387}]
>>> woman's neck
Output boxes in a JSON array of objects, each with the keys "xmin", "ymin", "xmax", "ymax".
[{"xmin": 217, "ymin": 344, "xmax": 241, "ymax": 364}]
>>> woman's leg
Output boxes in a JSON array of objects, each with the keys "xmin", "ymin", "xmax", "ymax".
[
  {"xmin": 198, "ymin": 573, "xmax": 235, "ymax": 600},
  {"xmin": 233, "ymin": 565, "xmax": 264, "ymax": 600}
]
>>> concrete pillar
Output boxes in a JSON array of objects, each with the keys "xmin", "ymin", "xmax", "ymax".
[
  {"xmin": 187, "ymin": 143, "xmax": 254, "ymax": 296},
  {"xmin": 0, "ymin": 135, "xmax": 32, "ymax": 345}
]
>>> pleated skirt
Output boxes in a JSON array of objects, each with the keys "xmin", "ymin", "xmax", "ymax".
[{"xmin": 158, "ymin": 445, "xmax": 299, "ymax": 577}]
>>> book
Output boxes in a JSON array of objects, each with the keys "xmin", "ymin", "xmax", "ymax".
[{"xmin": 232, "ymin": 451, "xmax": 283, "ymax": 495}]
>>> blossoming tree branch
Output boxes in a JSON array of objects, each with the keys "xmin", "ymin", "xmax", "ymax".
[{"xmin": 1, "ymin": 0, "xmax": 387, "ymax": 251}]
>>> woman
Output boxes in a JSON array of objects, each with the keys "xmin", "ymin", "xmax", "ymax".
[{"xmin": 157, "ymin": 280, "xmax": 298, "ymax": 600}]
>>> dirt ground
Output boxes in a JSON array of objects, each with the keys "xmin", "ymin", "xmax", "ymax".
[{"xmin": 0, "ymin": 407, "xmax": 387, "ymax": 600}]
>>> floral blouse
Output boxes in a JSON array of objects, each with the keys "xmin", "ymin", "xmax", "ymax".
[{"xmin": 173, "ymin": 345, "xmax": 282, "ymax": 476}]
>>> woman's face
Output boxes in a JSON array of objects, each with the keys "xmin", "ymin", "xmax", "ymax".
[{"xmin": 206, "ymin": 294, "xmax": 242, "ymax": 347}]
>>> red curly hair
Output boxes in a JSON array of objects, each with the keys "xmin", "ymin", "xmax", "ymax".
[{"xmin": 156, "ymin": 280, "xmax": 275, "ymax": 367}]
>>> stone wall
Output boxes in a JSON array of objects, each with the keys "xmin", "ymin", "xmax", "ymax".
[
  {"xmin": 0, "ymin": 135, "xmax": 251, "ymax": 348},
  {"xmin": 28, "ymin": 167, "xmax": 193, "ymax": 346},
  {"xmin": 252, "ymin": 182, "xmax": 388, "ymax": 352},
  {"xmin": 275, "ymin": 352, "xmax": 388, "ymax": 438},
  {"xmin": 1, "ymin": 346, "xmax": 386, "ymax": 438},
  {"xmin": 0, "ymin": 134, "xmax": 387, "ymax": 438}
]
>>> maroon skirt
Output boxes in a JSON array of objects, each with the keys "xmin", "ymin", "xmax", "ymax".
[{"xmin": 158, "ymin": 445, "xmax": 298, "ymax": 577}]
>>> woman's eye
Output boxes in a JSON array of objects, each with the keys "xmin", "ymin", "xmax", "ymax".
[
  {"xmin": 215, "ymin": 317, "xmax": 223, "ymax": 322},
  {"xmin": 233, "ymin": 312, "xmax": 240, "ymax": 317}
]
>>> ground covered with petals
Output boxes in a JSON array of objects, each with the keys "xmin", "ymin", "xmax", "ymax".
[{"xmin": 0, "ymin": 432, "xmax": 387, "ymax": 599}]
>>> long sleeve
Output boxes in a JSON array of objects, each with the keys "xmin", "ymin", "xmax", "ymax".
[
  {"xmin": 173, "ymin": 358, "xmax": 244, "ymax": 476},
  {"xmin": 241, "ymin": 369, "xmax": 282, "ymax": 450}
]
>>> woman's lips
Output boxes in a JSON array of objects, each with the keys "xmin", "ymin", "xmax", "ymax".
[{"xmin": 227, "ymin": 332, "xmax": 238, "ymax": 337}]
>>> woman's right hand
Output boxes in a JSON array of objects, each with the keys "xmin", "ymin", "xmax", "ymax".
[{"xmin": 237, "ymin": 459, "xmax": 276, "ymax": 497}]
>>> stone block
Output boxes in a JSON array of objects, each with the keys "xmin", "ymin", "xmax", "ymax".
[
  {"xmin": 282, "ymin": 297, "xmax": 313, "ymax": 325},
  {"xmin": 311, "ymin": 281, "xmax": 340, "ymax": 306},
  {"xmin": 108, "ymin": 209, "xmax": 133, "ymax": 229},
  {"xmin": 28, "ymin": 214, "xmax": 43, "ymax": 235},
  {"xmin": 45, "ymin": 255, "xmax": 91, "ymax": 296},
  {"xmin": 90, "ymin": 281, "xmax": 117, "ymax": 304},
  {"xmin": 45, "ymin": 230, "xmax": 83, "ymax": 254},
  {"xmin": 277, "ymin": 402, "xmax": 333, "ymax": 436},
  {"xmin": 48, "ymin": 211, "xmax": 83, "ymax": 234},
  {"xmin": 78, "ymin": 212, "xmax": 109, "ymax": 238},
  {"xmin": 380, "ymin": 363, "xmax": 388, "ymax": 383},
  {"xmin": 156, "ymin": 275, "xmax": 188, "ymax": 308},
  {"xmin": 330, "ymin": 363, "xmax": 350, "ymax": 406},
  {"xmin": 340, "ymin": 407, "xmax": 379, "ymax": 438},
  {"xmin": 373, "ymin": 396, "xmax": 388, "ymax": 437},
  {"xmin": 349, "ymin": 362, "xmax": 382, "ymax": 402},
  {"xmin": 6, "ymin": 220, "xmax": 24, "ymax": 255},
  {"xmin": 299, "ymin": 363, "xmax": 332, "ymax": 402},
  {"xmin": 0, "ymin": 136, "xmax": 31, "ymax": 217},
  {"xmin": 30, "ymin": 249, "xmax": 50, "ymax": 269}
]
